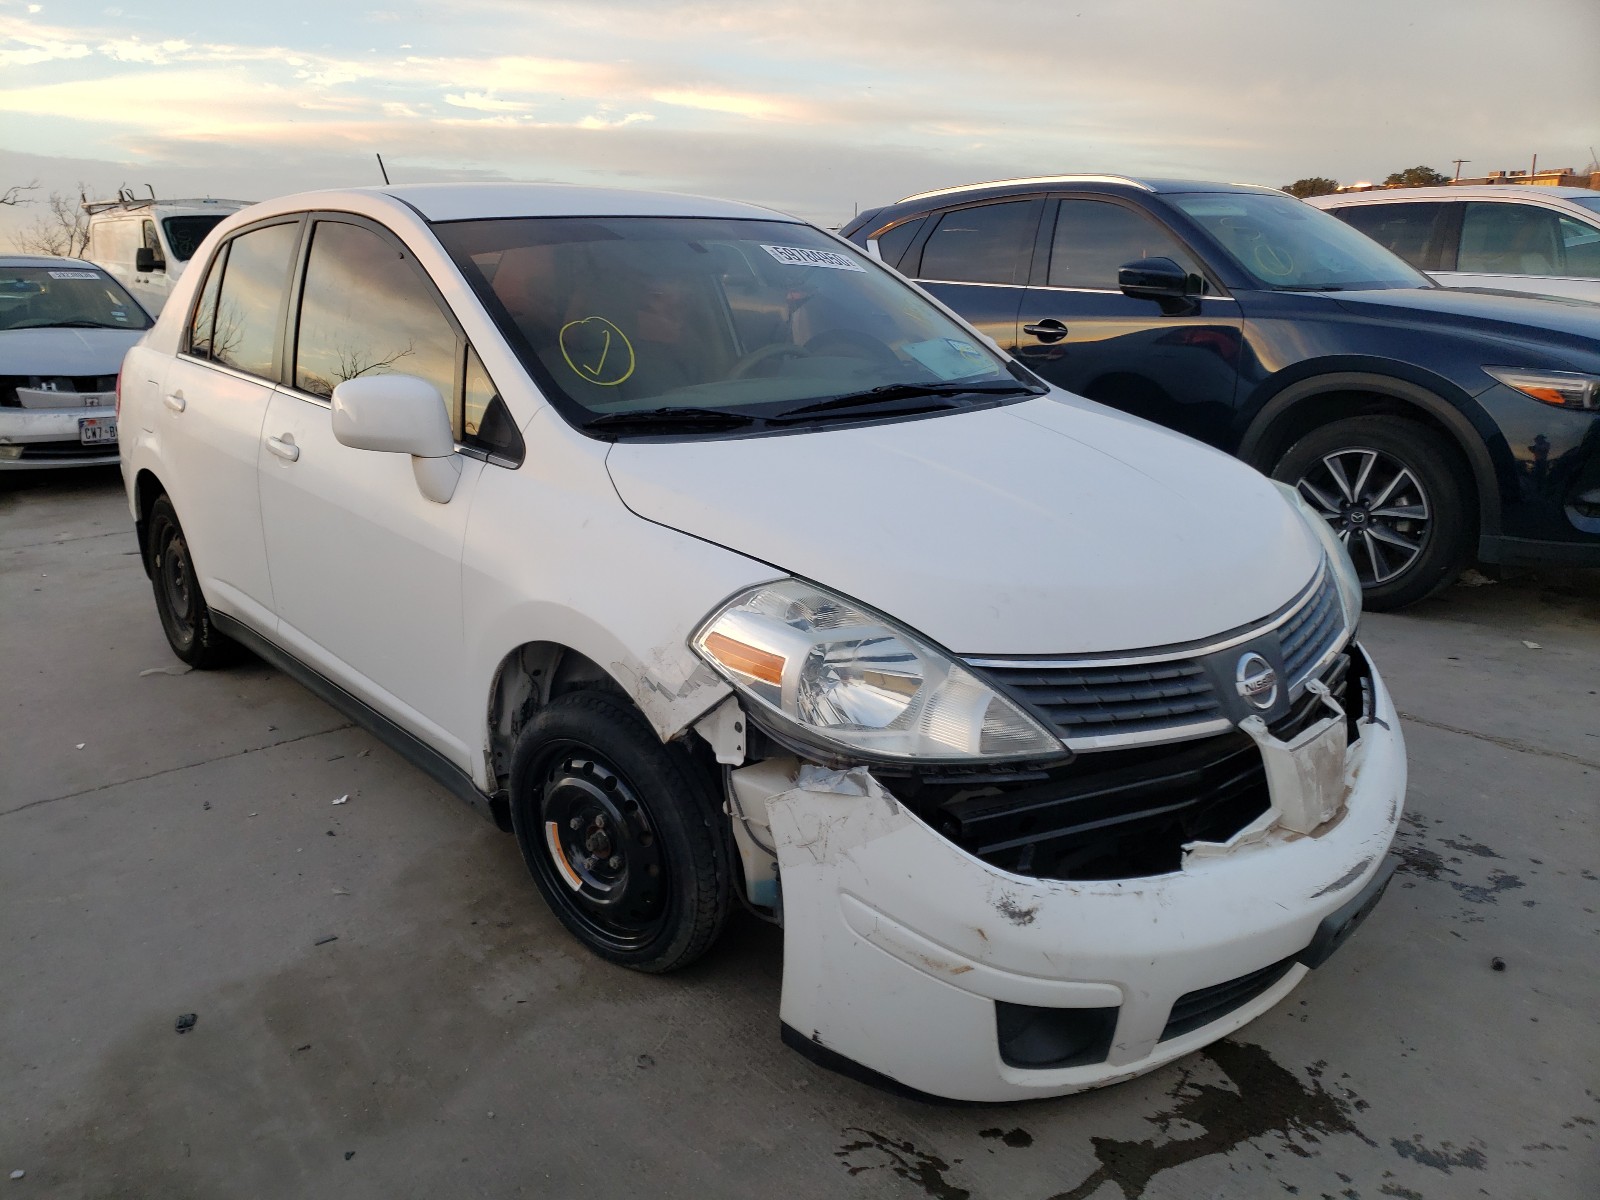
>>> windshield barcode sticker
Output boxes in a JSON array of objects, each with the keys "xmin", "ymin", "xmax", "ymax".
[
  {"xmin": 761, "ymin": 244, "xmax": 866, "ymax": 272},
  {"xmin": 47, "ymin": 270, "xmax": 100, "ymax": 280}
]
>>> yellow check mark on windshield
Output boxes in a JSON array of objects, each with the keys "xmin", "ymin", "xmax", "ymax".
[{"xmin": 582, "ymin": 329, "xmax": 612, "ymax": 377}]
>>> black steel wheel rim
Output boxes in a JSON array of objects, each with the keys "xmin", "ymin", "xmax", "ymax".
[
  {"xmin": 157, "ymin": 526, "xmax": 197, "ymax": 642},
  {"xmin": 1295, "ymin": 447, "xmax": 1432, "ymax": 587},
  {"xmin": 532, "ymin": 743, "xmax": 669, "ymax": 951}
]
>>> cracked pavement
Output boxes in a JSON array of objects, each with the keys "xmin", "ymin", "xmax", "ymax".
[{"xmin": 2, "ymin": 467, "xmax": 1596, "ymax": 1199}]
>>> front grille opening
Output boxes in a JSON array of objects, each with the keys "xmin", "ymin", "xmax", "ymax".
[
  {"xmin": 1160, "ymin": 956, "xmax": 1297, "ymax": 1042},
  {"xmin": 996, "ymin": 1001, "xmax": 1118, "ymax": 1069},
  {"xmin": 885, "ymin": 651, "xmax": 1366, "ymax": 883}
]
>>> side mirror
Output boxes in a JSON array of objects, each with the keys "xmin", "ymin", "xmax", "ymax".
[
  {"xmin": 134, "ymin": 247, "xmax": 165, "ymax": 273},
  {"xmin": 1118, "ymin": 257, "xmax": 1202, "ymax": 313},
  {"xmin": 331, "ymin": 374, "xmax": 461, "ymax": 504}
]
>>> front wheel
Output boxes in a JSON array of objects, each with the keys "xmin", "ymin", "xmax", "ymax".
[
  {"xmin": 508, "ymin": 691, "xmax": 733, "ymax": 972},
  {"xmin": 146, "ymin": 494, "xmax": 240, "ymax": 668},
  {"xmin": 1272, "ymin": 415, "xmax": 1474, "ymax": 611}
]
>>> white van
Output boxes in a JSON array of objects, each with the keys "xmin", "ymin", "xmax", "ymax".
[{"xmin": 83, "ymin": 194, "xmax": 251, "ymax": 314}]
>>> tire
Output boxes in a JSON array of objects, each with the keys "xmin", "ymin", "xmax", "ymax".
[
  {"xmin": 1272, "ymin": 415, "xmax": 1473, "ymax": 611},
  {"xmin": 508, "ymin": 691, "xmax": 733, "ymax": 973},
  {"xmin": 146, "ymin": 494, "xmax": 240, "ymax": 668}
]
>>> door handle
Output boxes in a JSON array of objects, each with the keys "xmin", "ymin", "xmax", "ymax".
[
  {"xmin": 1023, "ymin": 320, "xmax": 1070, "ymax": 343},
  {"xmin": 163, "ymin": 392, "xmax": 186, "ymax": 413},
  {"xmin": 265, "ymin": 434, "xmax": 300, "ymax": 463}
]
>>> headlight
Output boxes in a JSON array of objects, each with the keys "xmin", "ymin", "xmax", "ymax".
[
  {"xmin": 691, "ymin": 580, "xmax": 1065, "ymax": 764},
  {"xmin": 1274, "ymin": 480, "xmax": 1362, "ymax": 627},
  {"xmin": 1484, "ymin": 367, "xmax": 1600, "ymax": 411}
]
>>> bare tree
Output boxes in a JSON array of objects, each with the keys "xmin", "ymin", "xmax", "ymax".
[
  {"xmin": 2, "ymin": 180, "xmax": 39, "ymax": 207},
  {"xmin": 11, "ymin": 185, "xmax": 94, "ymax": 257}
]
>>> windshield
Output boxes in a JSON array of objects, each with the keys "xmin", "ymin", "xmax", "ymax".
[
  {"xmin": 162, "ymin": 215, "xmax": 228, "ymax": 262},
  {"xmin": 0, "ymin": 264, "xmax": 151, "ymax": 331},
  {"xmin": 434, "ymin": 216, "xmax": 1022, "ymax": 431},
  {"xmin": 1169, "ymin": 192, "xmax": 1432, "ymax": 291}
]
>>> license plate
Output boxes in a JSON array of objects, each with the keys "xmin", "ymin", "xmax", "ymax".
[{"xmin": 79, "ymin": 416, "xmax": 118, "ymax": 445}]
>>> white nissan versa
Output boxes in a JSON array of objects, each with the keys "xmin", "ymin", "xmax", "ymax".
[{"xmin": 119, "ymin": 184, "xmax": 1405, "ymax": 1102}]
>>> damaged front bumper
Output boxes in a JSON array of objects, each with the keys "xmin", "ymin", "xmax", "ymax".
[{"xmin": 757, "ymin": 652, "xmax": 1405, "ymax": 1102}]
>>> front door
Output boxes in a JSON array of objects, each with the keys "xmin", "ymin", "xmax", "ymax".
[
  {"xmin": 1014, "ymin": 196, "xmax": 1244, "ymax": 447},
  {"xmin": 256, "ymin": 215, "xmax": 482, "ymax": 766}
]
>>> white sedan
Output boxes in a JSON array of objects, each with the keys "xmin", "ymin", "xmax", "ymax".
[
  {"xmin": 118, "ymin": 183, "xmax": 1404, "ymax": 1102},
  {"xmin": 0, "ymin": 255, "xmax": 149, "ymax": 469}
]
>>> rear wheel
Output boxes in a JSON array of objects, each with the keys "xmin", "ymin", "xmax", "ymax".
[
  {"xmin": 147, "ymin": 494, "xmax": 239, "ymax": 668},
  {"xmin": 1272, "ymin": 416, "xmax": 1473, "ymax": 611},
  {"xmin": 508, "ymin": 691, "xmax": 732, "ymax": 972}
]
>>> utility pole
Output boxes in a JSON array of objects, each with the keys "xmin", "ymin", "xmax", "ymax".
[{"xmin": 1451, "ymin": 159, "xmax": 1470, "ymax": 181}]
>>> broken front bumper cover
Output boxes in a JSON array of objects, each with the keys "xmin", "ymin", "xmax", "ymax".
[{"xmin": 766, "ymin": 655, "xmax": 1406, "ymax": 1103}]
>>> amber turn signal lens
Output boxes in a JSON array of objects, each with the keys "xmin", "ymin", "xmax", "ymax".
[{"xmin": 703, "ymin": 631, "xmax": 786, "ymax": 685}]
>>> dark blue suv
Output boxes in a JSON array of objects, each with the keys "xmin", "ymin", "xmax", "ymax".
[{"xmin": 842, "ymin": 176, "xmax": 1600, "ymax": 609}]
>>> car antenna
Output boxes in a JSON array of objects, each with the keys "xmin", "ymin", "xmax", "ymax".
[{"xmin": 376, "ymin": 153, "xmax": 391, "ymax": 185}]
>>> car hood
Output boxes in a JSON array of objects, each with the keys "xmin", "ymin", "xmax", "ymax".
[
  {"xmin": 0, "ymin": 326, "xmax": 145, "ymax": 375},
  {"xmin": 605, "ymin": 396, "xmax": 1322, "ymax": 655},
  {"xmin": 1330, "ymin": 286, "xmax": 1600, "ymax": 348}
]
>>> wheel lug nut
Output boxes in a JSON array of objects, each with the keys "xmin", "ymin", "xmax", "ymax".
[
  {"xmin": 594, "ymin": 814, "xmax": 607, "ymax": 828},
  {"xmin": 569, "ymin": 817, "xmax": 582, "ymax": 830},
  {"xmin": 608, "ymin": 856, "xmax": 622, "ymax": 869}
]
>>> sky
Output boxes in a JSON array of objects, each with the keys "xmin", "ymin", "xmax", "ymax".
[{"xmin": 2, "ymin": 0, "xmax": 1597, "ymax": 242}]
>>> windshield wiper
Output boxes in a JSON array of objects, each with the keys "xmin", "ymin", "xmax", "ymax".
[
  {"xmin": 582, "ymin": 407, "xmax": 760, "ymax": 435},
  {"xmin": 772, "ymin": 380, "xmax": 1041, "ymax": 421}
]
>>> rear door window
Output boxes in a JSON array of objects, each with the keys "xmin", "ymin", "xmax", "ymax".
[
  {"xmin": 210, "ymin": 221, "xmax": 301, "ymax": 379},
  {"xmin": 1334, "ymin": 203, "xmax": 1448, "ymax": 271},
  {"xmin": 1047, "ymin": 199, "xmax": 1201, "ymax": 289},
  {"xmin": 916, "ymin": 200, "xmax": 1042, "ymax": 285},
  {"xmin": 871, "ymin": 215, "xmax": 928, "ymax": 272},
  {"xmin": 1458, "ymin": 203, "xmax": 1563, "ymax": 275}
]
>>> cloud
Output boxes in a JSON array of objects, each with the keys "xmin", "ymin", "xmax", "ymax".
[
  {"xmin": 576, "ymin": 111, "xmax": 654, "ymax": 130},
  {"xmin": 651, "ymin": 88, "xmax": 806, "ymax": 121},
  {"xmin": 443, "ymin": 91, "xmax": 533, "ymax": 113}
]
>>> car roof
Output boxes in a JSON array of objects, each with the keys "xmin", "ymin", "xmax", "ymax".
[
  {"xmin": 893, "ymin": 175, "xmax": 1282, "ymax": 204},
  {"xmin": 255, "ymin": 183, "xmax": 797, "ymax": 224},
  {"xmin": 0, "ymin": 254, "xmax": 101, "ymax": 268},
  {"xmin": 1310, "ymin": 186, "xmax": 1600, "ymax": 205}
]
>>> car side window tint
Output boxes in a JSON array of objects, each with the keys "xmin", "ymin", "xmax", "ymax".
[
  {"xmin": 187, "ymin": 244, "xmax": 227, "ymax": 359},
  {"xmin": 1458, "ymin": 203, "xmax": 1562, "ymax": 275},
  {"xmin": 1048, "ymin": 200, "xmax": 1199, "ymax": 290},
  {"xmin": 294, "ymin": 221, "xmax": 459, "ymax": 423},
  {"xmin": 211, "ymin": 222, "xmax": 300, "ymax": 379},
  {"xmin": 463, "ymin": 346, "xmax": 525, "ymax": 462},
  {"xmin": 917, "ymin": 200, "xmax": 1039, "ymax": 285},
  {"xmin": 1556, "ymin": 214, "xmax": 1600, "ymax": 278},
  {"xmin": 1334, "ymin": 203, "xmax": 1445, "ymax": 271},
  {"xmin": 872, "ymin": 215, "xmax": 927, "ymax": 271}
]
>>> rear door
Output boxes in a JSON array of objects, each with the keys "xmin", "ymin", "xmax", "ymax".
[
  {"xmin": 1330, "ymin": 201, "xmax": 1454, "ymax": 273},
  {"xmin": 1014, "ymin": 195, "xmax": 1244, "ymax": 445},
  {"xmin": 256, "ymin": 213, "xmax": 484, "ymax": 765},
  {"xmin": 902, "ymin": 197, "xmax": 1042, "ymax": 352},
  {"xmin": 151, "ymin": 216, "xmax": 302, "ymax": 630}
]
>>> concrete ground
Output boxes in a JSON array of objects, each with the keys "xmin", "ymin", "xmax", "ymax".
[{"xmin": 2, "ymin": 466, "xmax": 1596, "ymax": 1200}]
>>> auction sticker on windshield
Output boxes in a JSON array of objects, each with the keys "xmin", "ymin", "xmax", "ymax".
[
  {"xmin": 761, "ymin": 245, "xmax": 865, "ymax": 272},
  {"xmin": 48, "ymin": 270, "xmax": 101, "ymax": 280}
]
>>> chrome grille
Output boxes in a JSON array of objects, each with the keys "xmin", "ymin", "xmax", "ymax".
[{"xmin": 969, "ymin": 565, "xmax": 1348, "ymax": 751}]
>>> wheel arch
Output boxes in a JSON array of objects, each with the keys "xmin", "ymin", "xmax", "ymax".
[
  {"xmin": 1237, "ymin": 372, "xmax": 1501, "ymax": 538},
  {"xmin": 482, "ymin": 635, "xmax": 730, "ymax": 827},
  {"xmin": 132, "ymin": 467, "xmax": 167, "ymax": 577}
]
